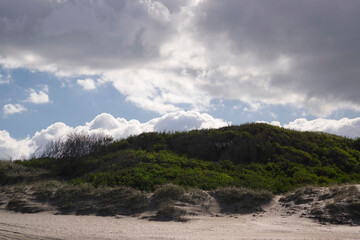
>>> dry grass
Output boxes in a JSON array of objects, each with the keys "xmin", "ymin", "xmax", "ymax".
[
  {"xmin": 212, "ymin": 187, "xmax": 273, "ymax": 213},
  {"xmin": 280, "ymin": 185, "xmax": 360, "ymax": 225},
  {"xmin": 153, "ymin": 203, "xmax": 187, "ymax": 221},
  {"xmin": 151, "ymin": 184, "xmax": 185, "ymax": 206},
  {"xmin": 0, "ymin": 161, "xmax": 49, "ymax": 185}
]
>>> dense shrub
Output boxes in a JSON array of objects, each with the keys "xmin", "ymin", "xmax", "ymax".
[{"xmin": 9, "ymin": 123, "xmax": 360, "ymax": 193}]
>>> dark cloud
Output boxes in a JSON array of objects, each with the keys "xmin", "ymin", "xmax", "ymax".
[
  {"xmin": 1, "ymin": 0, "xmax": 360, "ymax": 115},
  {"xmin": 195, "ymin": 0, "xmax": 360, "ymax": 114},
  {"xmin": 0, "ymin": 0, "xmax": 177, "ymax": 71}
]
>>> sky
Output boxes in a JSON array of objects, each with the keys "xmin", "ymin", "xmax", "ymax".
[{"xmin": 1, "ymin": 0, "xmax": 360, "ymax": 159}]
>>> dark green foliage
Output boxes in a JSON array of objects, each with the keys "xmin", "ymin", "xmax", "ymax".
[{"xmin": 8, "ymin": 123, "xmax": 360, "ymax": 194}]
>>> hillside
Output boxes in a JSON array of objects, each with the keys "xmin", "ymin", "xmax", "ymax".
[
  {"xmin": 1, "ymin": 123, "xmax": 360, "ymax": 224},
  {"xmin": 0, "ymin": 123, "xmax": 358, "ymax": 193}
]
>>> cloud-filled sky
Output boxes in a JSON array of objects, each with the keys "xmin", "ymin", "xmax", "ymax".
[{"xmin": 1, "ymin": 0, "xmax": 360, "ymax": 159}]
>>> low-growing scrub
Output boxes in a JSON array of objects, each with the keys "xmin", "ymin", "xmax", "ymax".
[
  {"xmin": 212, "ymin": 187, "xmax": 273, "ymax": 213},
  {"xmin": 280, "ymin": 186, "xmax": 318, "ymax": 205},
  {"xmin": 151, "ymin": 184, "xmax": 185, "ymax": 206},
  {"xmin": 1, "ymin": 181, "xmax": 149, "ymax": 216},
  {"xmin": 0, "ymin": 161, "xmax": 49, "ymax": 185},
  {"xmin": 280, "ymin": 185, "xmax": 360, "ymax": 225},
  {"xmin": 50, "ymin": 184, "xmax": 149, "ymax": 215},
  {"xmin": 153, "ymin": 203, "xmax": 187, "ymax": 222}
]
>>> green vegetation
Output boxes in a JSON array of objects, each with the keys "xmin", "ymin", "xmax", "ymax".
[{"xmin": 2, "ymin": 123, "xmax": 360, "ymax": 194}]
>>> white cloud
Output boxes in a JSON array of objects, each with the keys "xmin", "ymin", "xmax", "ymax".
[
  {"xmin": 77, "ymin": 111, "xmax": 229, "ymax": 138},
  {"xmin": 150, "ymin": 111, "xmax": 229, "ymax": 131},
  {"xmin": 32, "ymin": 122, "xmax": 73, "ymax": 148},
  {"xmin": 0, "ymin": 111, "xmax": 229, "ymax": 159},
  {"xmin": 3, "ymin": 104, "xmax": 27, "ymax": 116},
  {"xmin": 0, "ymin": 131, "xmax": 36, "ymax": 160},
  {"xmin": 0, "ymin": 73, "xmax": 11, "ymax": 84},
  {"xmin": 77, "ymin": 78, "xmax": 96, "ymax": 91},
  {"xmin": 259, "ymin": 117, "xmax": 360, "ymax": 139},
  {"xmin": 283, "ymin": 118, "xmax": 360, "ymax": 138},
  {"xmin": 256, "ymin": 120, "xmax": 281, "ymax": 127},
  {"xmin": 26, "ymin": 88, "xmax": 50, "ymax": 104}
]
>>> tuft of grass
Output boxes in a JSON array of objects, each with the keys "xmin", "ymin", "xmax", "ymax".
[
  {"xmin": 0, "ymin": 161, "xmax": 48, "ymax": 185},
  {"xmin": 330, "ymin": 185, "xmax": 359, "ymax": 203},
  {"xmin": 212, "ymin": 187, "xmax": 273, "ymax": 213},
  {"xmin": 280, "ymin": 186, "xmax": 317, "ymax": 205},
  {"xmin": 154, "ymin": 203, "xmax": 186, "ymax": 221},
  {"xmin": 51, "ymin": 183, "xmax": 149, "ymax": 215},
  {"xmin": 151, "ymin": 184, "xmax": 185, "ymax": 206},
  {"xmin": 6, "ymin": 198, "xmax": 42, "ymax": 213},
  {"xmin": 349, "ymin": 202, "xmax": 360, "ymax": 218},
  {"xmin": 31, "ymin": 180, "xmax": 65, "ymax": 202}
]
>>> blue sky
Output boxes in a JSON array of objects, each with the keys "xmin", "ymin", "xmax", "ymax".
[{"xmin": 1, "ymin": 0, "xmax": 360, "ymax": 159}]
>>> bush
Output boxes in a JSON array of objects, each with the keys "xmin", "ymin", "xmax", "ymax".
[
  {"xmin": 0, "ymin": 161, "xmax": 47, "ymax": 185},
  {"xmin": 213, "ymin": 187, "xmax": 273, "ymax": 213},
  {"xmin": 151, "ymin": 184, "xmax": 185, "ymax": 205},
  {"xmin": 154, "ymin": 203, "xmax": 186, "ymax": 221},
  {"xmin": 40, "ymin": 132, "xmax": 113, "ymax": 159}
]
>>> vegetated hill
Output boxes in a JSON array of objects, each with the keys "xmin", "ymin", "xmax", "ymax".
[{"xmin": 6, "ymin": 123, "xmax": 360, "ymax": 194}]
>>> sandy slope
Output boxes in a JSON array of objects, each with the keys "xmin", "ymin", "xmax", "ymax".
[{"xmin": 0, "ymin": 196, "xmax": 359, "ymax": 240}]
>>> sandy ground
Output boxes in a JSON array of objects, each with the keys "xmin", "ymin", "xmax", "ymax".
[{"xmin": 1, "ymin": 199, "xmax": 359, "ymax": 240}]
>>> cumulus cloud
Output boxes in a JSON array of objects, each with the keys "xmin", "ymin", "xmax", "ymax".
[
  {"xmin": 0, "ymin": 131, "xmax": 36, "ymax": 160},
  {"xmin": 77, "ymin": 111, "xmax": 229, "ymax": 139},
  {"xmin": 77, "ymin": 78, "xmax": 96, "ymax": 91},
  {"xmin": 26, "ymin": 88, "xmax": 50, "ymax": 104},
  {"xmin": 0, "ymin": 111, "xmax": 229, "ymax": 159},
  {"xmin": 1, "ymin": 0, "xmax": 360, "ymax": 115},
  {"xmin": 31, "ymin": 122, "xmax": 73, "ymax": 148},
  {"xmin": 283, "ymin": 118, "xmax": 360, "ymax": 138},
  {"xmin": 259, "ymin": 117, "xmax": 360, "ymax": 138},
  {"xmin": 150, "ymin": 111, "xmax": 229, "ymax": 131},
  {"xmin": 3, "ymin": 103, "xmax": 27, "ymax": 116}
]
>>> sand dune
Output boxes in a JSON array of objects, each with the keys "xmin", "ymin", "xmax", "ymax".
[{"xmin": 1, "ymin": 196, "xmax": 359, "ymax": 240}]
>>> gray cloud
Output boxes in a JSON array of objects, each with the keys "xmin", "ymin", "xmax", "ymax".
[
  {"xmin": 0, "ymin": 0, "xmax": 178, "ymax": 73},
  {"xmin": 194, "ymin": 0, "xmax": 360, "ymax": 115},
  {"xmin": 1, "ymin": 0, "xmax": 360, "ymax": 116}
]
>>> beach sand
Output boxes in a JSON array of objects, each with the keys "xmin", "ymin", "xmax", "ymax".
[
  {"xmin": 1, "ymin": 206, "xmax": 359, "ymax": 240},
  {"xmin": 1, "ymin": 185, "xmax": 359, "ymax": 239}
]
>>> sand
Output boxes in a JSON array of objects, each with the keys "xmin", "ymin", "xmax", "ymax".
[
  {"xmin": 1, "ymin": 185, "xmax": 359, "ymax": 239},
  {"xmin": 1, "ymin": 205, "xmax": 359, "ymax": 240}
]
